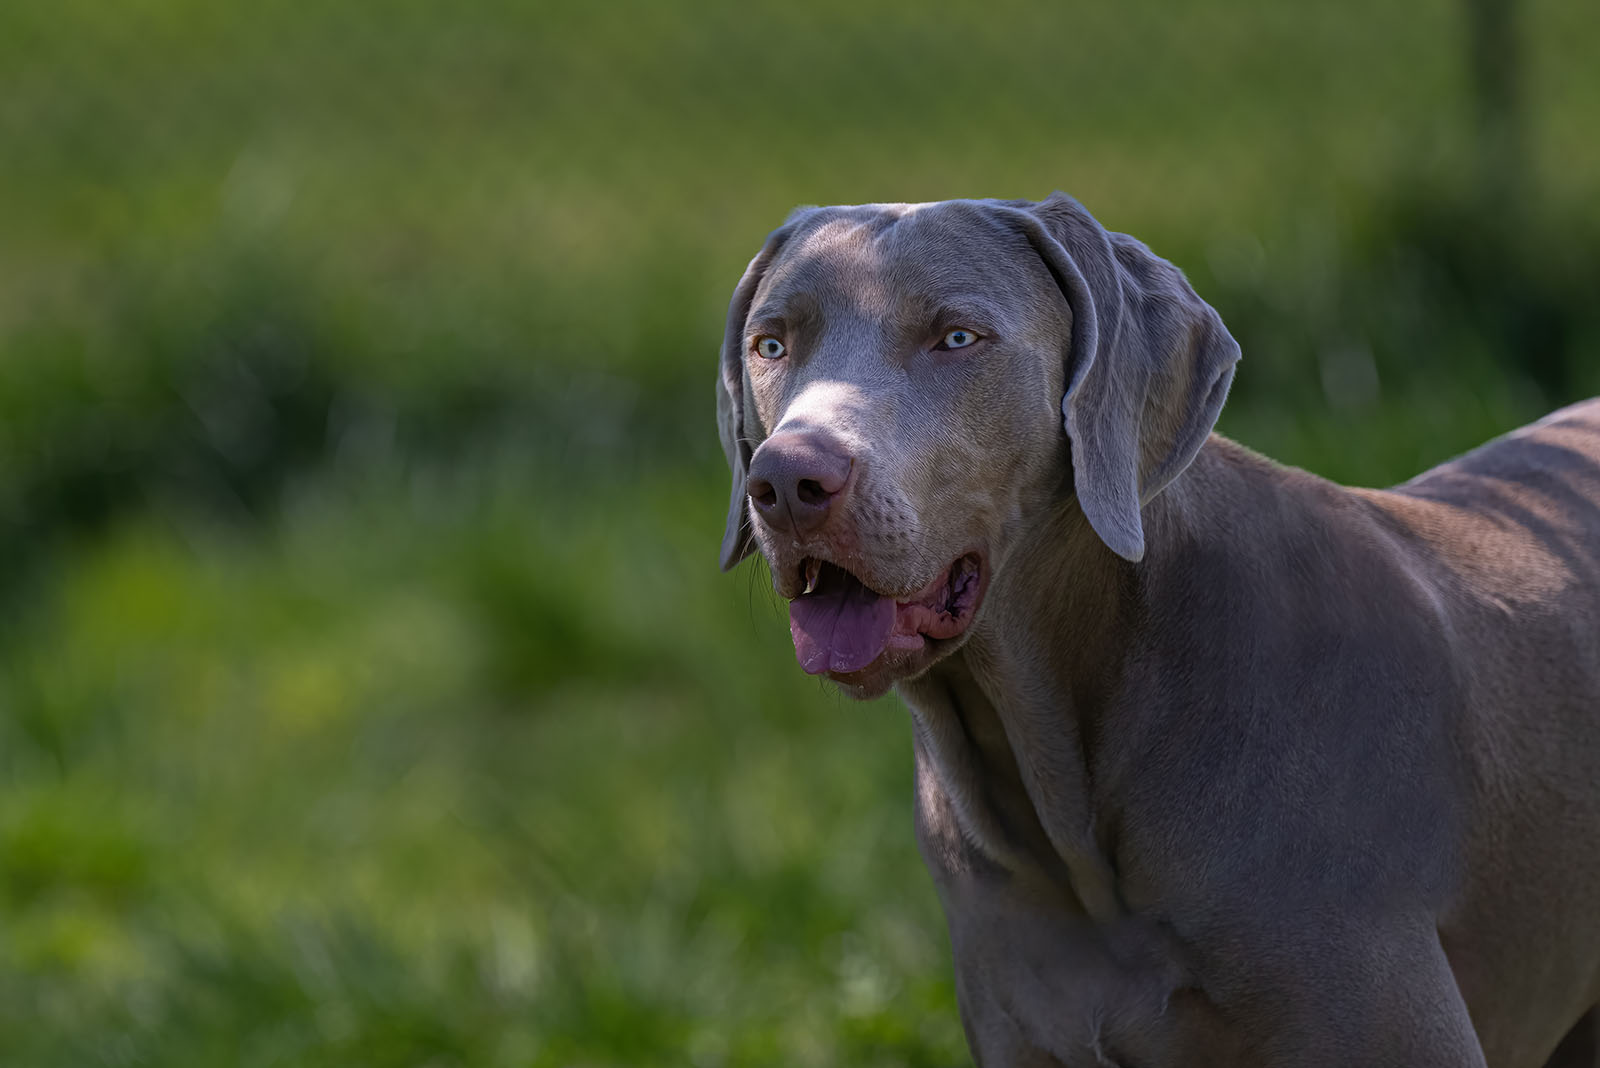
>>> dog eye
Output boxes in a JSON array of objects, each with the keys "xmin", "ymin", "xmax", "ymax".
[
  {"xmin": 937, "ymin": 328, "xmax": 980, "ymax": 351},
  {"xmin": 754, "ymin": 336, "xmax": 786, "ymax": 360}
]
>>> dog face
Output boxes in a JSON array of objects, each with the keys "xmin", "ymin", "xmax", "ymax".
[{"xmin": 716, "ymin": 195, "xmax": 1239, "ymax": 697}]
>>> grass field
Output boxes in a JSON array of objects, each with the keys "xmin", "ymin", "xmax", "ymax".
[{"xmin": 2, "ymin": 1, "xmax": 1598, "ymax": 1064}]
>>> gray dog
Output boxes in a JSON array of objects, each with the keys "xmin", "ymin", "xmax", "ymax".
[{"xmin": 714, "ymin": 193, "xmax": 1600, "ymax": 1067}]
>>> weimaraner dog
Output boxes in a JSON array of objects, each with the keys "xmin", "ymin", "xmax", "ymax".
[{"xmin": 714, "ymin": 193, "xmax": 1600, "ymax": 1067}]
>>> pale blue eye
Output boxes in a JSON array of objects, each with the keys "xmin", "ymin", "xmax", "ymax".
[
  {"xmin": 942, "ymin": 328, "xmax": 978, "ymax": 349},
  {"xmin": 756, "ymin": 336, "xmax": 786, "ymax": 360}
]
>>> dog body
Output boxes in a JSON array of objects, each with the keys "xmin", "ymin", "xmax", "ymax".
[
  {"xmin": 715, "ymin": 194, "xmax": 1600, "ymax": 1066},
  {"xmin": 905, "ymin": 415, "xmax": 1600, "ymax": 1068}
]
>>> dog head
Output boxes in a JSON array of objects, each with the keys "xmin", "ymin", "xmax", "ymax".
[{"xmin": 717, "ymin": 194, "xmax": 1238, "ymax": 697}]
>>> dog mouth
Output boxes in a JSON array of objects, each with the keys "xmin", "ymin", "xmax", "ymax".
[{"xmin": 787, "ymin": 553, "xmax": 986, "ymax": 676}]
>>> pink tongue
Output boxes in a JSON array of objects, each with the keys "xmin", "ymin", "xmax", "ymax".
[{"xmin": 788, "ymin": 569, "xmax": 896, "ymax": 675}]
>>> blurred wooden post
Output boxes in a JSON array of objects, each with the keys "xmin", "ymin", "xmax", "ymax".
[{"xmin": 1464, "ymin": 0, "xmax": 1524, "ymax": 213}]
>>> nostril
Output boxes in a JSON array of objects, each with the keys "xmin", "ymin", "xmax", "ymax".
[
  {"xmin": 749, "ymin": 479, "xmax": 778, "ymax": 510},
  {"xmin": 796, "ymin": 478, "xmax": 832, "ymax": 507}
]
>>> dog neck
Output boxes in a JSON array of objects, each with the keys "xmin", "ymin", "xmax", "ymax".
[{"xmin": 896, "ymin": 438, "xmax": 1253, "ymax": 922}]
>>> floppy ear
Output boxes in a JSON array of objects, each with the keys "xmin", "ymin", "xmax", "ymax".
[
  {"xmin": 716, "ymin": 223, "xmax": 795, "ymax": 571},
  {"xmin": 1000, "ymin": 193, "xmax": 1240, "ymax": 562}
]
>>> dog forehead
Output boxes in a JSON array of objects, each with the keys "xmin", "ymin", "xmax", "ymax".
[{"xmin": 754, "ymin": 201, "xmax": 1033, "ymax": 319}]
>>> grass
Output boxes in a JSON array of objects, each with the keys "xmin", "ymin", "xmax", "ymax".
[{"xmin": 0, "ymin": 460, "xmax": 967, "ymax": 1066}]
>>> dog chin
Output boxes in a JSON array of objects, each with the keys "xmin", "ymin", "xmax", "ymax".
[{"xmin": 822, "ymin": 632, "xmax": 973, "ymax": 699}]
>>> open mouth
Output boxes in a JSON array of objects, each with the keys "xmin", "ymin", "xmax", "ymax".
[{"xmin": 787, "ymin": 553, "xmax": 985, "ymax": 676}]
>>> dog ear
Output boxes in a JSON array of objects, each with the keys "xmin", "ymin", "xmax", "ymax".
[
  {"xmin": 716, "ymin": 220, "xmax": 800, "ymax": 571},
  {"xmin": 1002, "ymin": 193, "xmax": 1240, "ymax": 562}
]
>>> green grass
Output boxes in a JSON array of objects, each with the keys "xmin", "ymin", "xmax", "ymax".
[
  {"xmin": 0, "ymin": 462, "xmax": 967, "ymax": 1066},
  {"xmin": 1, "ymin": 0, "xmax": 1598, "ymax": 1063}
]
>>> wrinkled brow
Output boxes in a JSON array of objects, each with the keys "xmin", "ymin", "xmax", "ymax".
[
  {"xmin": 746, "ymin": 291, "xmax": 825, "ymax": 338},
  {"xmin": 889, "ymin": 294, "xmax": 1011, "ymax": 333}
]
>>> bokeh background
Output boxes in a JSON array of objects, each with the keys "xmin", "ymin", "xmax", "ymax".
[{"xmin": 2, "ymin": 1, "xmax": 1598, "ymax": 1064}]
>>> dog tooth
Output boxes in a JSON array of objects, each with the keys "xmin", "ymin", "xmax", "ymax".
[{"xmin": 803, "ymin": 558, "xmax": 821, "ymax": 595}]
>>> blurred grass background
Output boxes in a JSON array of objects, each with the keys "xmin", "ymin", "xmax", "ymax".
[{"xmin": 1, "ymin": 0, "xmax": 1598, "ymax": 1064}]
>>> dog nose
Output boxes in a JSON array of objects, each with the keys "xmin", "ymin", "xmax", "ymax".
[{"xmin": 746, "ymin": 431, "xmax": 854, "ymax": 538}]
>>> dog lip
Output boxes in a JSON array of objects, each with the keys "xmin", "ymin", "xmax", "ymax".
[{"xmin": 889, "ymin": 551, "xmax": 986, "ymax": 641}]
